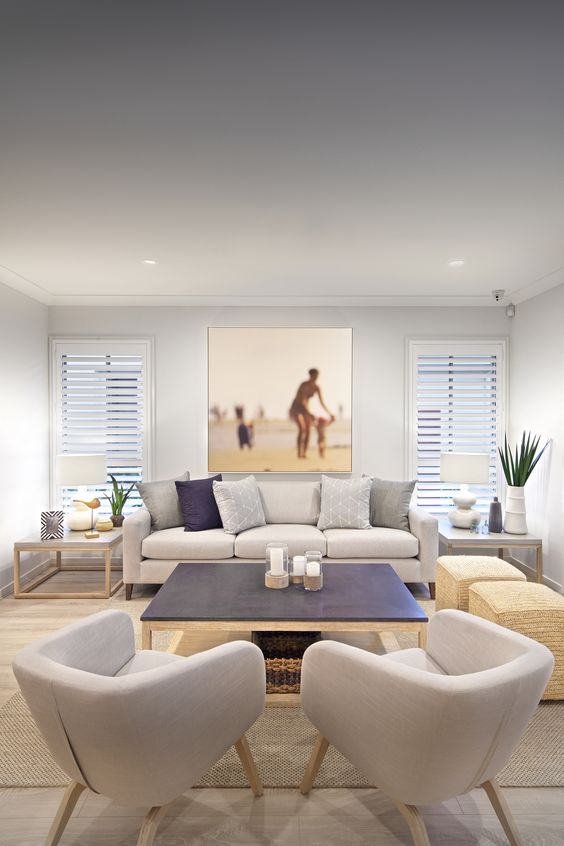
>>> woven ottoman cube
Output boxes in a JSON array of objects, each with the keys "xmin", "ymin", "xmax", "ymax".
[
  {"xmin": 435, "ymin": 555, "xmax": 526, "ymax": 612},
  {"xmin": 469, "ymin": 581, "xmax": 564, "ymax": 700}
]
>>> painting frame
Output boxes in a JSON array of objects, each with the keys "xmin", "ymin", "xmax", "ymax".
[{"xmin": 208, "ymin": 327, "xmax": 353, "ymax": 473}]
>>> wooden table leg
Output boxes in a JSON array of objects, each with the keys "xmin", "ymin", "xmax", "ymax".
[
  {"xmin": 142, "ymin": 622, "xmax": 152, "ymax": 650},
  {"xmin": 104, "ymin": 549, "xmax": 112, "ymax": 597},
  {"xmin": 418, "ymin": 623, "xmax": 428, "ymax": 650},
  {"xmin": 13, "ymin": 549, "xmax": 21, "ymax": 596},
  {"xmin": 535, "ymin": 546, "xmax": 543, "ymax": 583}
]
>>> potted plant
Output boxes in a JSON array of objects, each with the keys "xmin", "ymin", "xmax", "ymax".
[
  {"xmin": 103, "ymin": 474, "xmax": 136, "ymax": 527},
  {"xmin": 498, "ymin": 432, "xmax": 549, "ymax": 534}
]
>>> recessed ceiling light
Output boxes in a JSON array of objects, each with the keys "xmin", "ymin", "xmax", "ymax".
[
  {"xmin": 448, "ymin": 259, "xmax": 465, "ymax": 268},
  {"xmin": 143, "ymin": 259, "xmax": 158, "ymax": 265}
]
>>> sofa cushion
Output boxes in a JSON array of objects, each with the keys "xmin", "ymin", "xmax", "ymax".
[
  {"xmin": 257, "ymin": 481, "xmax": 321, "ymax": 525},
  {"xmin": 142, "ymin": 527, "xmax": 235, "ymax": 560},
  {"xmin": 136, "ymin": 471, "xmax": 190, "ymax": 530},
  {"xmin": 317, "ymin": 475, "xmax": 371, "ymax": 530},
  {"xmin": 235, "ymin": 524, "xmax": 327, "ymax": 558},
  {"xmin": 176, "ymin": 475, "xmax": 222, "ymax": 531},
  {"xmin": 324, "ymin": 527, "xmax": 419, "ymax": 559},
  {"xmin": 213, "ymin": 475, "xmax": 266, "ymax": 534},
  {"xmin": 369, "ymin": 477, "xmax": 416, "ymax": 531}
]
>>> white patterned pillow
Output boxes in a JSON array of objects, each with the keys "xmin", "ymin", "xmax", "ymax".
[
  {"xmin": 213, "ymin": 476, "xmax": 266, "ymax": 534},
  {"xmin": 317, "ymin": 475, "xmax": 372, "ymax": 530}
]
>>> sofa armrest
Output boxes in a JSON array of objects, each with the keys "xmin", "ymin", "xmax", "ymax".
[
  {"xmin": 408, "ymin": 507, "xmax": 438, "ymax": 583},
  {"xmin": 123, "ymin": 508, "xmax": 152, "ymax": 585}
]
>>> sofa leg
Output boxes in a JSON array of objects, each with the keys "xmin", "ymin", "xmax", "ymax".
[
  {"xmin": 125, "ymin": 583, "xmax": 133, "ymax": 600},
  {"xmin": 428, "ymin": 582, "xmax": 435, "ymax": 600}
]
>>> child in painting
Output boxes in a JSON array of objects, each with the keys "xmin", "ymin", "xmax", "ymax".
[
  {"xmin": 235, "ymin": 405, "xmax": 254, "ymax": 450},
  {"xmin": 316, "ymin": 415, "xmax": 333, "ymax": 458}
]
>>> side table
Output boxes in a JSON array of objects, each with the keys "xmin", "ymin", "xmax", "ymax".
[
  {"xmin": 13, "ymin": 530, "xmax": 123, "ymax": 599},
  {"xmin": 438, "ymin": 520, "xmax": 543, "ymax": 583}
]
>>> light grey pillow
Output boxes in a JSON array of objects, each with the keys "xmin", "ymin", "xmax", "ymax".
[
  {"xmin": 213, "ymin": 475, "xmax": 266, "ymax": 534},
  {"xmin": 369, "ymin": 478, "xmax": 416, "ymax": 531},
  {"xmin": 317, "ymin": 475, "xmax": 371, "ymax": 530},
  {"xmin": 136, "ymin": 471, "xmax": 190, "ymax": 530}
]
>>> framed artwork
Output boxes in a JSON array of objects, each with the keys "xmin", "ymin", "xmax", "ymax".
[
  {"xmin": 41, "ymin": 510, "xmax": 65, "ymax": 540},
  {"xmin": 208, "ymin": 327, "xmax": 352, "ymax": 472}
]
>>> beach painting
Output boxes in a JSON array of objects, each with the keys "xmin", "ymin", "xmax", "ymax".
[{"xmin": 208, "ymin": 327, "xmax": 352, "ymax": 472}]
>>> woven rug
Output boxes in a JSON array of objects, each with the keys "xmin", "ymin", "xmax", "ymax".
[{"xmin": 1, "ymin": 691, "xmax": 563, "ymax": 789}]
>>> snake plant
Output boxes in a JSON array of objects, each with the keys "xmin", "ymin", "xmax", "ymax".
[
  {"xmin": 498, "ymin": 432, "xmax": 549, "ymax": 487},
  {"xmin": 103, "ymin": 474, "xmax": 136, "ymax": 515}
]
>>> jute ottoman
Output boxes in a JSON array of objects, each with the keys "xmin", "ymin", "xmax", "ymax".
[
  {"xmin": 469, "ymin": 581, "xmax": 564, "ymax": 700},
  {"xmin": 435, "ymin": 555, "xmax": 526, "ymax": 612}
]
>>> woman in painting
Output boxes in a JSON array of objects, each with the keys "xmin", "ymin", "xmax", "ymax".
[{"xmin": 289, "ymin": 368, "xmax": 335, "ymax": 459}]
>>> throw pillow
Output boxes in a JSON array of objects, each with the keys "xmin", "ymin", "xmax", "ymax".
[
  {"xmin": 369, "ymin": 478, "xmax": 416, "ymax": 531},
  {"xmin": 175, "ymin": 475, "xmax": 223, "ymax": 532},
  {"xmin": 213, "ymin": 475, "xmax": 266, "ymax": 534},
  {"xmin": 136, "ymin": 471, "xmax": 190, "ymax": 530},
  {"xmin": 317, "ymin": 475, "xmax": 371, "ymax": 530}
]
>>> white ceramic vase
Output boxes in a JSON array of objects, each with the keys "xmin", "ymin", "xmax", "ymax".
[{"xmin": 503, "ymin": 485, "xmax": 527, "ymax": 534}]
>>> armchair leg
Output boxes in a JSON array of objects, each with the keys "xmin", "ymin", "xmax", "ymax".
[
  {"xmin": 137, "ymin": 802, "xmax": 173, "ymax": 846},
  {"xmin": 393, "ymin": 800, "xmax": 431, "ymax": 846},
  {"xmin": 481, "ymin": 778, "xmax": 524, "ymax": 846},
  {"xmin": 234, "ymin": 734, "xmax": 263, "ymax": 797},
  {"xmin": 299, "ymin": 734, "xmax": 330, "ymax": 795},
  {"xmin": 44, "ymin": 781, "xmax": 86, "ymax": 846}
]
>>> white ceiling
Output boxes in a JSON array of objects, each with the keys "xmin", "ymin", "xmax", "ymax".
[{"xmin": 1, "ymin": 1, "xmax": 563, "ymax": 306}]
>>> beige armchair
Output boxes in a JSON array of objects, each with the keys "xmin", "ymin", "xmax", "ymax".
[
  {"xmin": 13, "ymin": 610, "xmax": 266, "ymax": 846},
  {"xmin": 299, "ymin": 609, "xmax": 553, "ymax": 846}
]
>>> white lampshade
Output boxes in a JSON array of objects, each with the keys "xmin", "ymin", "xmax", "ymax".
[
  {"xmin": 440, "ymin": 452, "xmax": 490, "ymax": 485},
  {"xmin": 55, "ymin": 454, "xmax": 107, "ymax": 486}
]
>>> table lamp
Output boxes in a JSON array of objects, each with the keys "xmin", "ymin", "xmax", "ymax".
[
  {"xmin": 55, "ymin": 454, "xmax": 107, "ymax": 538},
  {"xmin": 440, "ymin": 452, "xmax": 490, "ymax": 528}
]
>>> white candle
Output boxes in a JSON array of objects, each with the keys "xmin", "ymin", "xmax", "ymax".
[
  {"xmin": 306, "ymin": 560, "xmax": 320, "ymax": 577},
  {"xmin": 293, "ymin": 555, "xmax": 306, "ymax": 576},
  {"xmin": 270, "ymin": 548, "xmax": 284, "ymax": 576}
]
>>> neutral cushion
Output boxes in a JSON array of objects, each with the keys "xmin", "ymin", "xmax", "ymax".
[
  {"xmin": 369, "ymin": 478, "xmax": 416, "ymax": 531},
  {"xmin": 116, "ymin": 650, "xmax": 184, "ymax": 676},
  {"xmin": 324, "ymin": 527, "xmax": 418, "ymax": 558},
  {"xmin": 142, "ymin": 527, "xmax": 235, "ymax": 560},
  {"xmin": 317, "ymin": 475, "xmax": 371, "ymax": 530},
  {"xmin": 136, "ymin": 471, "xmax": 190, "ymax": 530},
  {"xmin": 213, "ymin": 476, "xmax": 266, "ymax": 534},
  {"xmin": 257, "ymin": 481, "xmax": 321, "ymax": 525},
  {"xmin": 176, "ymin": 475, "xmax": 222, "ymax": 532},
  {"xmin": 235, "ymin": 524, "xmax": 327, "ymax": 558}
]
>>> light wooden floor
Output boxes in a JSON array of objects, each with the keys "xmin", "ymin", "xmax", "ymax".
[{"xmin": 1, "ymin": 575, "xmax": 563, "ymax": 845}]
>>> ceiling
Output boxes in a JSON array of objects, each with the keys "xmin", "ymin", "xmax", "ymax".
[{"xmin": 1, "ymin": 1, "xmax": 563, "ymax": 307}]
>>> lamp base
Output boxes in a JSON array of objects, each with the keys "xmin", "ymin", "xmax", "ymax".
[{"xmin": 447, "ymin": 507, "xmax": 482, "ymax": 529}]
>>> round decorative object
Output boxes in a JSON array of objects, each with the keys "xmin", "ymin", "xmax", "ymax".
[
  {"xmin": 504, "ymin": 486, "xmax": 527, "ymax": 534},
  {"xmin": 66, "ymin": 501, "xmax": 92, "ymax": 531},
  {"xmin": 111, "ymin": 514, "xmax": 125, "ymax": 528}
]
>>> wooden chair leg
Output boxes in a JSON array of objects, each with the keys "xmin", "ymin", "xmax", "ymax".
[
  {"xmin": 481, "ymin": 778, "xmax": 524, "ymax": 846},
  {"xmin": 234, "ymin": 734, "xmax": 263, "ymax": 797},
  {"xmin": 393, "ymin": 799, "xmax": 431, "ymax": 846},
  {"xmin": 137, "ymin": 802, "xmax": 173, "ymax": 846},
  {"xmin": 299, "ymin": 734, "xmax": 330, "ymax": 795},
  {"xmin": 44, "ymin": 781, "xmax": 86, "ymax": 846}
]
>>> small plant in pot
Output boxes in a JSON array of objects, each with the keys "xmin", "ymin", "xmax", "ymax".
[
  {"xmin": 104, "ymin": 475, "xmax": 136, "ymax": 528},
  {"xmin": 498, "ymin": 432, "xmax": 549, "ymax": 534}
]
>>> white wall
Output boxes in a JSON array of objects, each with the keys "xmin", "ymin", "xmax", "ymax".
[
  {"xmin": 0, "ymin": 282, "xmax": 49, "ymax": 590},
  {"xmin": 510, "ymin": 284, "xmax": 564, "ymax": 589},
  {"xmin": 49, "ymin": 305, "xmax": 509, "ymax": 481}
]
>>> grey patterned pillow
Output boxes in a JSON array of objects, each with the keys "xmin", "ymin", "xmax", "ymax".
[
  {"xmin": 317, "ymin": 476, "xmax": 371, "ymax": 530},
  {"xmin": 136, "ymin": 471, "xmax": 190, "ymax": 530},
  {"xmin": 213, "ymin": 476, "xmax": 266, "ymax": 534},
  {"xmin": 369, "ymin": 478, "xmax": 416, "ymax": 531}
]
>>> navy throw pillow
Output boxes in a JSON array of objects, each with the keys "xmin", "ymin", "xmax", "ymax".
[{"xmin": 175, "ymin": 475, "xmax": 223, "ymax": 532}]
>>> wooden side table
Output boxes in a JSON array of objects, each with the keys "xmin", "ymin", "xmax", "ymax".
[
  {"xmin": 438, "ymin": 520, "xmax": 543, "ymax": 583},
  {"xmin": 13, "ymin": 530, "xmax": 123, "ymax": 599}
]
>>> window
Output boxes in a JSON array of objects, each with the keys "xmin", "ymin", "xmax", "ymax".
[
  {"xmin": 407, "ymin": 339, "xmax": 507, "ymax": 516},
  {"xmin": 50, "ymin": 338, "xmax": 154, "ymax": 510}
]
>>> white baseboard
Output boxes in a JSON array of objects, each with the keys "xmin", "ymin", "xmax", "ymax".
[{"xmin": 0, "ymin": 555, "xmax": 50, "ymax": 598}]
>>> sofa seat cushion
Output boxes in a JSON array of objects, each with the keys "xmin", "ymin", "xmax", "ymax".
[
  {"xmin": 324, "ymin": 527, "xmax": 418, "ymax": 559},
  {"xmin": 142, "ymin": 527, "xmax": 235, "ymax": 560},
  {"xmin": 235, "ymin": 524, "xmax": 327, "ymax": 558}
]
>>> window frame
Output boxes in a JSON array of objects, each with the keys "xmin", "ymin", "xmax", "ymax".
[
  {"xmin": 405, "ymin": 336, "xmax": 509, "ymax": 515},
  {"xmin": 49, "ymin": 336, "xmax": 155, "ymax": 508}
]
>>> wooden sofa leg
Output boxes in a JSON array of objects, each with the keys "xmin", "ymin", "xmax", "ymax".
[
  {"xmin": 300, "ymin": 734, "xmax": 330, "ymax": 795},
  {"xmin": 481, "ymin": 778, "xmax": 524, "ymax": 846},
  {"xmin": 125, "ymin": 583, "xmax": 133, "ymax": 600},
  {"xmin": 45, "ymin": 781, "xmax": 86, "ymax": 846},
  {"xmin": 428, "ymin": 582, "xmax": 436, "ymax": 600}
]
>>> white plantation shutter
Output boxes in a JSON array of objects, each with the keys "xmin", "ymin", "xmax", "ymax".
[
  {"xmin": 407, "ymin": 340, "xmax": 506, "ymax": 516},
  {"xmin": 51, "ymin": 339, "xmax": 153, "ymax": 509}
]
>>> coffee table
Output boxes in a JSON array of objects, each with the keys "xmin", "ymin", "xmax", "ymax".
[{"xmin": 141, "ymin": 562, "xmax": 428, "ymax": 650}]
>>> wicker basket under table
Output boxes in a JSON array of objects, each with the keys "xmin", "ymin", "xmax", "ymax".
[
  {"xmin": 469, "ymin": 581, "xmax": 564, "ymax": 700},
  {"xmin": 435, "ymin": 555, "xmax": 526, "ymax": 612}
]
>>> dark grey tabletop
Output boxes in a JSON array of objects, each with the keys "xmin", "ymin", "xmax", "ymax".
[{"xmin": 141, "ymin": 562, "xmax": 428, "ymax": 623}]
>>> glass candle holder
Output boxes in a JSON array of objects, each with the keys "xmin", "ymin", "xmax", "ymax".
[
  {"xmin": 290, "ymin": 554, "xmax": 306, "ymax": 584},
  {"xmin": 304, "ymin": 550, "xmax": 323, "ymax": 591},
  {"xmin": 265, "ymin": 542, "xmax": 289, "ymax": 589}
]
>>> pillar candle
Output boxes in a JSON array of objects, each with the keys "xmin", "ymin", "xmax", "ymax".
[
  {"xmin": 270, "ymin": 547, "xmax": 284, "ymax": 575},
  {"xmin": 293, "ymin": 555, "xmax": 306, "ymax": 576},
  {"xmin": 306, "ymin": 560, "xmax": 320, "ymax": 577}
]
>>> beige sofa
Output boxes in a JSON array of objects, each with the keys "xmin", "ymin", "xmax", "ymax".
[{"xmin": 123, "ymin": 480, "xmax": 438, "ymax": 599}]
